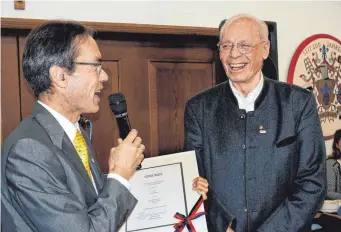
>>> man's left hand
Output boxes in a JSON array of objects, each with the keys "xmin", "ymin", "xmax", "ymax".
[{"xmin": 192, "ymin": 176, "xmax": 209, "ymax": 200}]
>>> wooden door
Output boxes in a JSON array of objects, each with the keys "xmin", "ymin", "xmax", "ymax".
[
  {"xmin": 93, "ymin": 39, "xmax": 215, "ymax": 172},
  {"xmin": 149, "ymin": 62, "xmax": 213, "ymax": 155},
  {"xmin": 1, "ymin": 36, "xmax": 21, "ymax": 142},
  {"xmin": 18, "ymin": 37, "xmax": 36, "ymax": 120}
]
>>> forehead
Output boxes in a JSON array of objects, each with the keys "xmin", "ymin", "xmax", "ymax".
[
  {"xmin": 76, "ymin": 36, "xmax": 101, "ymax": 60},
  {"xmin": 221, "ymin": 18, "xmax": 260, "ymax": 43}
]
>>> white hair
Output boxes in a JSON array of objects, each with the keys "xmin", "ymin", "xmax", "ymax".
[{"xmin": 219, "ymin": 14, "xmax": 269, "ymax": 41}]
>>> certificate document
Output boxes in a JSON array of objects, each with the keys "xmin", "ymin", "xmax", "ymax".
[
  {"xmin": 119, "ymin": 151, "xmax": 208, "ymax": 232},
  {"xmin": 127, "ymin": 163, "xmax": 186, "ymax": 230}
]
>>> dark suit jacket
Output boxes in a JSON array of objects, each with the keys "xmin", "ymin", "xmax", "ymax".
[
  {"xmin": 1, "ymin": 103, "xmax": 137, "ymax": 232},
  {"xmin": 184, "ymin": 78, "xmax": 327, "ymax": 232}
]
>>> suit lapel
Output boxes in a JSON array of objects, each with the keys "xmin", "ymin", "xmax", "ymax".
[
  {"xmin": 32, "ymin": 103, "xmax": 65, "ymax": 148},
  {"xmin": 32, "ymin": 103, "xmax": 97, "ymax": 196}
]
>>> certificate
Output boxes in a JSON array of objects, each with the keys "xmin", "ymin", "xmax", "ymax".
[{"xmin": 119, "ymin": 151, "xmax": 208, "ymax": 232}]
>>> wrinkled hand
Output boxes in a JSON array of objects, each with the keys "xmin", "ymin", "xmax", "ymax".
[
  {"xmin": 192, "ymin": 176, "xmax": 209, "ymax": 200},
  {"xmin": 108, "ymin": 129, "xmax": 145, "ymax": 180}
]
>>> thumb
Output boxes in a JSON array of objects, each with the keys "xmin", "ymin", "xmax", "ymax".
[{"xmin": 117, "ymin": 138, "xmax": 123, "ymax": 144}]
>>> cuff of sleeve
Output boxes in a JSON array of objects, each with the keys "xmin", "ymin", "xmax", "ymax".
[{"xmin": 107, "ymin": 173, "xmax": 131, "ymax": 191}]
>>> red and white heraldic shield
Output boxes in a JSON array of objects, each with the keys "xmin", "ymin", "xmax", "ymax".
[{"xmin": 288, "ymin": 34, "xmax": 341, "ymax": 140}]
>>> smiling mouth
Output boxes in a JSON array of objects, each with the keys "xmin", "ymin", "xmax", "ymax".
[{"xmin": 229, "ymin": 63, "xmax": 248, "ymax": 71}]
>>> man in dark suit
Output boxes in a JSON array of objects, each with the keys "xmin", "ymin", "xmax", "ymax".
[
  {"xmin": 184, "ymin": 14, "xmax": 327, "ymax": 232},
  {"xmin": 1, "ymin": 21, "xmax": 145, "ymax": 232}
]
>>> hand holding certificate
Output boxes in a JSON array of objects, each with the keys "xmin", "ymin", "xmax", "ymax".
[{"xmin": 119, "ymin": 151, "xmax": 208, "ymax": 232}]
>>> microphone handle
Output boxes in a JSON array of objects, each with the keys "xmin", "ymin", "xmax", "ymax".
[
  {"xmin": 116, "ymin": 115, "xmax": 142, "ymax": 170},
  {"xmin": 116, "ymin": 115, "xmax": 131, "ymax": 139}
]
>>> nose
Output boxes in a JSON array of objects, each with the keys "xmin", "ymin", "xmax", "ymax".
[
  {"xmin": 99, "ymin": 69, "xmax": 108, "ymax": 83},
  {"xmin": 229, "ymin": 44, "xmax": 242, "ymax": 59}
]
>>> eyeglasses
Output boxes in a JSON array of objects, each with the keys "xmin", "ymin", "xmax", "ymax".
[
  {"xmin": 217, "ymin": 41, "xmax": 267, "ymax": 54},
  {"xmin": 73, "ymin": 61, "xmax": 102, "ymax": 75}
]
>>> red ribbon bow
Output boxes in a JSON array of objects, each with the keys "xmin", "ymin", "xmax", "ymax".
[{"xmin": 173, "ymin": 196, "xmax": 205, "ymax": 232}]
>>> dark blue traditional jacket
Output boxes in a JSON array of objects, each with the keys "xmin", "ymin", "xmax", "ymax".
[{"xmin": 184, "ymin": 78, "xmax": 326, "ymax": 232}]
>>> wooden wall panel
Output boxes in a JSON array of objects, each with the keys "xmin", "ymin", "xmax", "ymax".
[
  {"xmin": 119, "ymin": 57, "xmax": 152, "ymax": 157},
  {"xmin": 98, "ymin": 42, "xmax": 153, "ymax": 159},
  {"xmin": 1, "ymin": 36, "xmax": 20, "ymax": 142},
  {"xmin": 19, "ymin": 37, "xmax": 36, "ymax": 119},
  {"xmin": 149, "ymin": 62, "xmax": 213, "ymax": 155},
  {"xmin": 96, "ymin": 39, "xmax": 215, "ymax": 161},
  {"xmin": 148, "ymin": 62, "xmax": 159, "ymax": 156}
]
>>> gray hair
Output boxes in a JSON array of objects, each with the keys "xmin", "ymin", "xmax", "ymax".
[{"xmin": 219, "ymin": 14, "xmax": 269, "ymax": 41}]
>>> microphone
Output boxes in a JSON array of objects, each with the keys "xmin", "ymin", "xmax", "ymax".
[
  {"xmin": 338, "ymin": 55, "xmax": 341, "ymax": 64},
  {"xmin": 108, "ymin": 93, "xmax": 131, "ymax": 139},
  {"xmin": 79, "ymin": 115, "xmax": 91, "ymax": 128},
  {"xmin": 108, "ymin": 92, "xmax": 141, "ymax": 169},
  {"xmin": 79, "ymin": 115, "xmax": 93, "ymax": 141}
]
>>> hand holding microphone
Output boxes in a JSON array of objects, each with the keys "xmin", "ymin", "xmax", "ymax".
[
  {"xmin": 107, "ymin": 93, "xmax": 144, "ymax": 180},
  {"xmin": 108, "ymin": 129, "xmax": 145, "ymax": 180}
]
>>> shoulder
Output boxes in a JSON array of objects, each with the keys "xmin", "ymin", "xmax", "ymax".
[
  {"xmin": 266, "ymin": 78, "xmax": 316, "ymax": 116},
  {"xmin": 326, "ymin": 158, "xmax": 338, "ymax": 166},
  {"xmin": 267, "ymin": 78, "xmax": 313, "ymax": 101},
  {"xmin": 3, "ymin": 116, "xmax": 58, "ymax": 165},
  {"xmin": 186, "ymin": 81, "xmax": 228, "ymax": 107},
  {"xmin": 4, "ymin": 116, "xmax": 46, "ymax": 148}
]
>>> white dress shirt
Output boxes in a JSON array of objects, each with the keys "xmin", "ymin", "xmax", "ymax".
[
  {"xmin": 38, "ymin": 101, "xmax": 131, "ymax": 192},
  {"xmin": 229, "ymin": 73, "xmax": 264, "ymax": 112}
]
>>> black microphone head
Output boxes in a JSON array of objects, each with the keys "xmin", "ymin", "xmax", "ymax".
[
  {"xmin": 338, "ymin": 55, "xmax": 341, "ymax": 64},
  {"xmin": 108, "ymin": 93, "xmax": 127, "ymax": 115}
]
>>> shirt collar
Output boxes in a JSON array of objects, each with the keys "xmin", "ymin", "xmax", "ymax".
[
  {"xmin": 229, "ymin": 73, "xmax": 264, "ymax": 111},
  {"xmin": 38, "ymin": 101, "xmax": 79, "ymax": 142}
]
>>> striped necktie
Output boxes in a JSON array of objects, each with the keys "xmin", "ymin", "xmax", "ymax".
[{"xmin": 73, "ymin": 129, "xmax": 92, "ymax": 179}]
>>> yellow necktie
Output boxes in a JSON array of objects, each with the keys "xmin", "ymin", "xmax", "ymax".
[{"xmin": 73, "ymin": 130, "xmax": 92, "ymax": 179}]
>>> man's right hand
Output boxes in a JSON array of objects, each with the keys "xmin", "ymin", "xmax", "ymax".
[{"xmin": 108, "ymin": 129, "xmax": 145, "ymax": 180}]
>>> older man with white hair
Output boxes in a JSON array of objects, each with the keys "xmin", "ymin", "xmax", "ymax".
[{"xmin": 184, "ymin": 14, "xmax": 326, "ymax": 232}]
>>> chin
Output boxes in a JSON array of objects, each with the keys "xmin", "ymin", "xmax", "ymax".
[
  {"xmin": 92, "ymin": 105, "xmax": 100, "ymax": 113},
  {"xmin": 86, "ymin": 105, "xmax": 100, "ymax": 114},
  {"xmin": 228, "ymin": 73, "xmax": 250, "ymax": 83}
]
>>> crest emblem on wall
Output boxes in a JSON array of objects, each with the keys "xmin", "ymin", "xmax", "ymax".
[{"xmin": 288, "ymin": 34, "xmax": 341, "ymax": 140}]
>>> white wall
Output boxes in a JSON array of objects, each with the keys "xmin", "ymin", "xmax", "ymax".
[{"xmin": 2, "ymin": 0, "xmax": 341, "ymax": 153}]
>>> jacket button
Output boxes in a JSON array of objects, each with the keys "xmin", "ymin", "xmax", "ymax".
[
  {"xmin": 242, "ymin": 144, "xmax": 246, "ymax": 149},
  {"xmin": 240, "ymin": 114, "xmax": 245, "ymax": 119},
  {"xmin": 244, "ymin": 207, "xmax": 247, "ymax": 212}
]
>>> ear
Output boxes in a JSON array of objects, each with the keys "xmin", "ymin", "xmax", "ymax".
[
  {"xmin": 262, "ymin": 41, "xmax": 270, "ymax": 60},
  {"xmin": 49, "ymin": 65, "xmax": 67, "ymax": 88}
]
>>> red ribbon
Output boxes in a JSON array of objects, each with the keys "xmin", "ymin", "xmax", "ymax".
[{"xmin": 173, "ymin": 196, "xmax": 205, "ymax": 232}]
